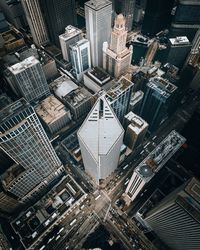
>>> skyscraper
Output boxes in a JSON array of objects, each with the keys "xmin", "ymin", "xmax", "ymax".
[
  {"xmin": 103, "ymin": 14, "xmax": 133, "ymax": 78},
  {"xmin": 0, "ymin": 0, "xmax": 27, "ymax": 29},
  {"xmin": 78, "ymin": 95, "xmax": 124, "ymax": 184},
  {"xmin": 140, "ymin": 76, "xmax": 177, "ymax": 132},
  {"xmin": 7, "ymin": 56, "xmax": 50, "ymax": 103},
  {"xmin": 114, "ymin": 0, "xmax": 136, "ymax": 31},
  {"xmin": 21, "ymin": 0, "xmax": 49, "ymax": 46},
  {"xmin": 123, "ymin": 131, "xmax": 186, "ymax": 204},
  {"xmin": 105, "ymin": 76, "xmax": 134, "ymax": 124},
  {"xmin": 171, "ymin": 0, "xmax": 200, "ymax": 41},
  {"xmin": 0, "ymin": 99, "xmax": 63, "ymax": 201},
  {"xmin": 124, "ymin": 112, "xmax": 148, "ymax": 150},
  {"xmin": 144, "ymin": 177, "xmax": 200, "ymax": 250},
  {"xmin": 70, "ymin": 39, "xmax": 91, "ymax": 81},
  {"xmin": 166, "ymin": 36, "xmax": 192, "ymax": 69},
  {"xmin": 85, "ymin": 0, "xmax": 112, "ymax": 67},
  {"xmin": 142, "ymin": 0, "xmax": 174, "ymax": 36},
  {"xmin": 39, "ymin": 0, "xmax": 77, "ymax": 47},
  {"xmin": 59, "ymin": 25, "xmax": 82, "ymax": 62}
]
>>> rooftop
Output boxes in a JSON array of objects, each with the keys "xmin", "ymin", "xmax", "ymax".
[
  {"xmin": 0, "ymin": 98, "xmax": 29, "ymax": 125},
  {"xmin": 70, "ymin": 38, "xmax": 89, "ymax": 49},
  {"xmin": 12, "ymin": 175, "xmax": 86, "ymax": 249},
  {"xmin": 50, "ymin": 75, "xmax": 78, "ymax": 99},
  {"xmin": 59, "ymin": 25, "xmax": 82, "ymax": 41},
  {"xmin": 2, "ymin": 29, "xmax": 24, "ymax": 44},
  {"xmin": 85, "ymin": 0, "xmax": 112, "ymax": 11},
  {"xmin": 86, "ymin": 67, "xmax": 111, "ymax": 85},
  {"xmin": 148, "ymin": 76, "xmax": 177, "ymax": 98},
  {"xmin": 135, "ymin": 130, "xmax": 186, "ymax": 181},
  {"xmin": 8, "ymin": 56, "xmax": 39, "ymax": 75},
  {"xmin": 126, "ymin": 112, "xmax": 148, "ymax": 135},
  {"xmin": 106, "ymin": 76, "xmax": 133, "ymax": 101},
  {"xmin": 35, "ymin": 96, "xmax": 70, "ymax": 125},
  {"xmin": 78, "ymin": 95, "xmax": 124, "ymax": 162},
  {"xmin": 130, "ymin": 91, "xmax": 144, "ymax": 106},
  {"xmin": 185, "ymin": 177, "xmax": 200, "ymax": 204},
  {"xmin": 170, "ymin": 36, "xmax": 190, "ymax": 46},
  {"xmin": 65, "ymin": 87, "xmax": 93, "ymax": 108}
]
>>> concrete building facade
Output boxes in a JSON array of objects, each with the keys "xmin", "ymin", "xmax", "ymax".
[
  {"xmin": 7, "ymin": 56, "xmax": 50, "ymax": 103},
  {"xmin": 21, "ymin": 0, "xmax": 49, "ymax": 46},
  {"xmin": 85, "ymin": 0, "xmax": 112, "ymax": 67},
  {"xmin": 103, "ymin": 14, "xmax": 133, "ymax": 78},
  {"xmin": 59, "ymin": 25, "xmax": 82, "ymax": 62}
]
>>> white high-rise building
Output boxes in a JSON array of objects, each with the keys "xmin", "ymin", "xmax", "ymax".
[
  {"xmin": 85, "ymin": 0, "xmax": 112, "ymax": 67},
  {"xmin": 123, "ymin": 131, "xmax": 186, "ymax": 205},
  {"xmin": 8, "ymin": 56, "xmax": 50, "ymax": 103},
  {"xmin": 21, "ymin": 0, "xmax": 49, "ymax": 46},
  {"xmin": 78, "ymin": 95, "xmax": 124, "ymax": 184},
  {"xmin": 70, "ymin": 38, "xmax": 91, "ymax": 81},
  {"xmin": 59, "ymin": 25, "xmax": 82, "ymax": 61}
]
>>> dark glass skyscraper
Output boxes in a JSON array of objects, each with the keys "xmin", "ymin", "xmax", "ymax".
[
  {"xmin": 114, "ymin": 0, "xmax": 135, "ymax": 31},
  {"xmin": 170, "ymin": 0, "xmax": 200, "ymax": 41},
  {"xmin": 39, "ymin": 0, "xmax": 77, "ymax": 47},
  {"xmin": 140, "ymin": 77, "xmax": 177, "ymax": 132},
  {"xmin": 142, "ymin": 0, "xmax": 174, "ymax": 36}
]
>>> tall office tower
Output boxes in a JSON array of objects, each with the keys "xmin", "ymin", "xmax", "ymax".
[
  {"xmin": 103, "ymin": 14, "xmax": 133, "ymax": 78},
  {"xmin": 0, "ymin": 0, "xmax": 27, "ymax": 29},
  {"xmin": 78, "ymin": 95, "xmax": 124, "ymax": 184},
  {"xmin": 140, "ymin": 76, "xmax": 177, "ymax": 132},
  {"xmin": 0, "ymin": 99, "xmax": 63, "ymax": 201},
  {"xmin": 85, "ymin": 0, "xmax": 112, "ymax": 67},
  {"xmin": 186, "ymin": 29, "xmax": 200, "ymax": 65},
  {"xmin": 59, "ymin": 25, "xmax": 82, "ymax": 62},
  {"xmin": 142, "ymin": 0, "xmax": 174, "ymax": 36},
  {"xmin": 21, "ymin": 0, "xmax": 49, "ymax": 46},
  {"xmin": 144, "ymin": 177, "xmax": 200, "ymax": 250},
  {"xmin": 123, "ymin": 131, "xmax": 186, "ymax": 204},
  {"xmin": 106, "ymin": 76, "xmax": 134, "ymax": 123},
  {"xmin": 133, "ymin": 0, "xmax": 146, "ymax": 24},
  {"xmin": 124, "ymin": 112, "xmax": 148, "ymax": 150},
  {"xmin": 191, "ymin": 28, "xmax": 200, "ymax": 52},
  {"xmin": 7, "ymin": 56, "xmax": 50, "ymax": 103},
  {"xmin": 39, "ymin": 0, "xmax": 77, "ymax": 47},
  {"xmin": 70, "ymin": 39, "xmax": 91, "ymax": 81},
  {"xmin": 114, "ymin": 0, "xmax": 136, "ymax": 31},
  {"xmin": 144, "ymin": 39, "xmax": 159, "ymax": 66},
  {"xmin": 171, "ymin": 0, "xmax": 200, "ymax": 41},
  {"xmin": 166, "ymin": 36, "xmax": 192, "ymax": 69}
]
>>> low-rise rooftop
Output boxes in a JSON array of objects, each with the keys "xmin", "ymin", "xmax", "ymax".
[
  {"xmin": 50, "ymin": 75, "xmax": 78, "ymax": 99},
  {"xmin": 106, "ymin": 76, "xmax": 133, "ymax": 101},
  {"xmin": 86, "ymin": 67, "xmax": 111, "ymax": 86},
  {"xmin": 35, "ymin": 96, "xmax": 70, "ymax": 126}
]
